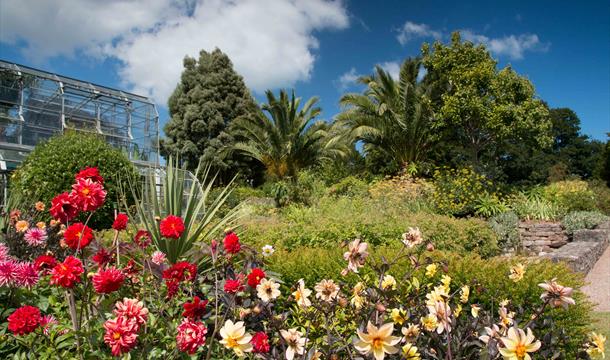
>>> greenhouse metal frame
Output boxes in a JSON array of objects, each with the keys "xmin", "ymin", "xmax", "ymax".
[{"xmin": 0, "ymin": 59, "xmax": 160, "ymax": 203}]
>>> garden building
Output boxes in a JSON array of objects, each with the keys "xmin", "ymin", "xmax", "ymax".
[{"xmin": 0, "ymin": 60, "xmax": 160, "ymax": 203}]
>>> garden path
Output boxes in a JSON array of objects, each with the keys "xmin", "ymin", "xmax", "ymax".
[{"xmin": 582, "ymin": 245, "xmax": 610, "ymax": 311}]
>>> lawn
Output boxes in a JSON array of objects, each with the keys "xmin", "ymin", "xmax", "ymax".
[{"xmin": 594, "ymin": 312, "xmax": 610, "ymax": 357}]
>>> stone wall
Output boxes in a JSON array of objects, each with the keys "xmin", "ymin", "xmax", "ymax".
[
  {"xmin": 518, "ymin": 221, "xmax": 568, "ymax": 253},
  {"xmin": 543, "ymin": 223, "xmax": 610, "ymax": 274}
]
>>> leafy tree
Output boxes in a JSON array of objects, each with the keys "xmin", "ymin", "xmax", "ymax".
[
  {"xmin": 230, "ymin": 89, "xmax": 348, "ymax": 180},
  {"xmin": 336, "ymin": 58, "xmax": 435, "ymax": 174},
  {"xmin": 162, "ymin": 49, "xmax": 262, "ymax": 183},
  {"xmin": 500, "ymin": 107, "xmax": 604, "ymax": 183},
  {"xmin": 422, "ymin": 32, "xmax": 552, "ymax": 167},
  {"xmin": 603, "ymin": 134, "xmax": 610, "ymax": 186}
]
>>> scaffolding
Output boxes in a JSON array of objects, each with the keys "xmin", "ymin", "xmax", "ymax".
[{"xmin": 0, "ymin": 59, "xmax": 161, "ymax": 203}]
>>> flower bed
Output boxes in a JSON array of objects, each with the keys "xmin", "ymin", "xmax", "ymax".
[{"xmin": 0, "ymin": 168, "xmax": 606, "ymax": 359}]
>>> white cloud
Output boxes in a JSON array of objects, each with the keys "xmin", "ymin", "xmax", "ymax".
[
  {"xmin": 0, "ymin": 0, "xmax": 349, "ymax": 104},
  {"xmin": 397, "ymin": 21, "xmax": 442, "ymax": 45},
  {"xmin": 394, "ymin": 20, "xmax": 548, "ymax": 61},
  {"xmin": 378, "ymin": 61, "xmax": 400, "ymax": 80},
  {"xmin": 460, "ymin": 30, "xmax": 548, "ymax": 60},
  {"xmin": 336, "ymin": 67, "xmax": 361, "ymax": 90}
]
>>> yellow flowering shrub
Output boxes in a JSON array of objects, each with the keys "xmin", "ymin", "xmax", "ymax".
[
  {"xmin": 543, "ymin": 180, "xmax": 597, "ymax": 212},
  {"xmin": 431, "ymin": 167, "xmax": 500, "ymax": 216}
]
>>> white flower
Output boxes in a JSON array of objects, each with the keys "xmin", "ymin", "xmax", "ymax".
[
  {"xmin": 262, "ymin": 245, "xmax": 275, "ymax": 257},
  {"xmin": 281, "ymin": 328, "xmax": 306, "ymax": 360},
  {"xmin": 219, "ymin": 320, "xmax": 253, "ymax": 356},
  {"xmin": 292, "ymin": 279, "xmax": 312, "ymax": 308},
  {"xmin": 256, "ymin": 278, "xmax": 281, "ymax": 302},
  {"xmin": 314, "ymin": 279, "xmax": 340, "ymax": 302}
]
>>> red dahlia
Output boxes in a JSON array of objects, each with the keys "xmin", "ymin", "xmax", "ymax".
[
  {"xmin": 34, "ymin": 255, "xmax": 57, "ymax": 274},
  {"xmin": 223, "ymin": 232, "xmax": 241, "ymax": 254},
  {"xmin": 75, "ymin": 166, "xmax": 104, "ymax": 184},
  {"xmin": 70, "ymin": 178, "xmax": 106, "ymax": 212},
  {"xmin": 112, "ymin": 213, "xmax": 129, "ymax": 231},
  {"xmin": 49, "ymin": 192, "xmax": 78, "ymax": 223},
  {"xmin": 224, "ymin": 278, "xmax": 244, "ymax": 294},
  {"xmin": 133, "ymin": 230, "xmax": 152, "ymax": 248},
  {"xmin": 162, "ymin": 261, "xmax": 197, "ymax": 282},
  {"xmin": 182, "ymin": 296, "xmax": 208, "ymax": 319},
  {"xmin": 8, "ymin": 305, "xmax": 41, "ymax": 335},
  {"xmin": 247, "ymin": 268, "xmax": 266, "ymax": 288},
  {"xmin": 92, "ymin": 267, "xmax": 125, "ymax": 294},
  {"xmin": 159, "ymin": 215, "xmax": 185, "ymax": 239},
  {"xmin": 64, "ymin": 222, "xmax": 94, "ymax": 250},
  {"xmin": 251, "ymin": 331, "xmax": 270, "ymax": 353},
  {"xmin": 176, "ymin": 318, "xmax": 207, "ymax": 354},
  {"xmin": 50, "ymin": 256, "xmax": 83, "ymax": 288},
  {"xmin": 92, "ymin": 247, "xmax": 113, "ymax": 268}
]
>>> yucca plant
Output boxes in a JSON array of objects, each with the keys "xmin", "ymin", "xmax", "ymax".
[{"xmin": 124, "ymin": 158, "xmax": 240, "ymax": 264}]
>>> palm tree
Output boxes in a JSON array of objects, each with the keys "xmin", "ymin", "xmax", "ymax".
[
  {"xmin": 230, "ymin": 89, "xmax": 348, "ymax": 180},
  {"xmin": 335, "ymin": 58, "xmax": 435, "ymax": 170}
]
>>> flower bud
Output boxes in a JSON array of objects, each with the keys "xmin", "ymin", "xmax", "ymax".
[
  {"xmin": 338, "ymin": 296, "xmax": 348, "ymax": 308},
  {"xmin": 253, "ymin": 304, "xmax": 262, "ymax": 314},
  {"xmin": 426, "ymin": 242, "xmax": 435, "ymax": 252},
  {"xmin": 375, "ymin": 303, "xmax": 386, "ymax": 312}
]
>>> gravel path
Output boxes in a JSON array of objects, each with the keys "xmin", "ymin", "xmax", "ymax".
[{"xmin": 582, "ymin": 245, "xmax": 610, "ymax": 311}]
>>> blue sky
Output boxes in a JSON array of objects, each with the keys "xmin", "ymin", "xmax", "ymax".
[{"xmin": 1, "ymin": 0, "xmax": 608, "ymax": 140}]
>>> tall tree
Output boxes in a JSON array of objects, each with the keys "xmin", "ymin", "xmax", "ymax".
[
  {"xmin": 162, "ymin": 49, "xmax": 262, "ymax": 182},
  {"xmin": 230, "ymin": 89, "xmax": 348, "ymax": 180},
  {"xmin": 500, "ymin": 107, "xmax": 605, "ymax": 183},
  {"xmin": 422, "ymin": 32, "xmax": 552, "ymax": 168},
  {"xmin": 336, "ymin": 58, "xmax": 436, "ymax": 174}
]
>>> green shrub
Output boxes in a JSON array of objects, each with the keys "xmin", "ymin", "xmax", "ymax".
[
  {"xmin": 11, "ymin": 131, "xmax": 138, "ymax": 228},
  {"xmin": 488, "ymin": 211, "xmax": 520, "ymax": 251},
  {"xmin": 474, "ymin": 193, "xmax": 509, "ymax": 218},
  {"xmin": 589, "ymin": 180, "xmax": 610, "ymax": 215},
  {"xmin": 562, "ymin": 211, "xmax": 609, "ymax": 235},
  {"xmin": 542, "ymin": 180, "xmax": 597, "ymax": 212},
  {"xmin": 244, "ymin": 196, "xmax": 499, "ymax": 257},
  {"xmin": 326, "ymin": 176, "xmax": 369, "ymax": 198},
  {"xmin": 509, "ymin": 192, "xmax": 564, "ymax": 221}
]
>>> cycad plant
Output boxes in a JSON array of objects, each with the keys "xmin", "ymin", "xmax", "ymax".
[
  {"xmin": 335, "ymin": 58, "xmax": 436, "ymax": 169},
  {"xmin": 124, "ymin": 158, "xmax": 240, "ymax": 263},
  {"xmin": 230, "ymin": 89, "xmax": 349, "ymax": 180}
]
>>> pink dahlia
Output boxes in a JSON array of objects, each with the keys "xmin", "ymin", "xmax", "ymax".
[
  {"xmin": 113, "ymin": 298, "xmax": 148, "ymax": 328},
  {"xmin": 24, "ymin": 228, "xmax": 48, "ymax": 247},
  {"xmin": 92, "ymin": 267, "xmax": 125, "ymax": 294},
  {"xmin": 15, "ymin": 262, "xmax": 39, "ymax": 288},
  {"xmin": 70, "ymin": 178, "xmax": 107, "ymax": 212},
  {"xmin": 0, "ymin": 242, "xmax": 10, "ymax": 262},
  {"xmin": 49, "ymin": 192, "xmax": 79, "ymax": 223},
  {"xmin": 0, "ymin": 259, "xmax": 18, "ymax": 287},
  {"xmin": 103, "ymin": 316, "xmax": 138, "ymax": 356},
  {"xmin": 40, "ymin": 315, "xmax": 58, "ymax": 335},
  {"xmin": 176, "ymin": 318, "xmax": 207, "ymax": 354},
  {"xmin": 151, "ymin": 251, "xmax": 166, "ymax": 265}
]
